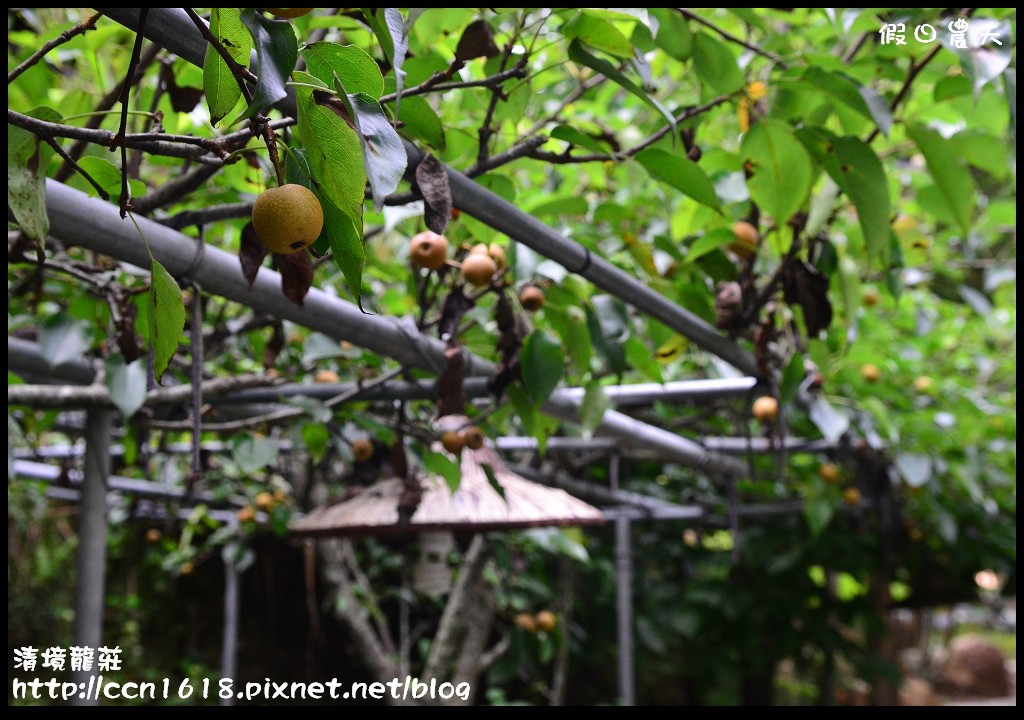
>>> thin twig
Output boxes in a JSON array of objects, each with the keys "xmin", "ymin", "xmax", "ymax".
[
  {"xmin": 115, "ymin": 8, "xmax": 149, "ymax": 218},
  {"xmin": 40, "ymin": 136, "xmax": 108, "ymax": 199},
  {"xmin": 183, "ymin": 7, "xmax": 257, "ymax": 98},
  {"xmin": 131, "ymin": 164, "xmax": 221, "ymax": 215},
  {"xmin": 144, "ymin": 366, "xmax": 406, "ymax": 432},
  {"xmin": 865, "ymin": 8, "xmax": 975, "ymax": 144},
  {"xmin": 676, "ymin": 8, "xmax": 787, "ymax": 68},
  {"xmin": 54, "ymin": 43, "xmax": 162, "ymax": 182},
  {"xmin": 528, "ymin": 93, "xmax": 736, "ymax": 165},
  {"xmin": 521, "ymin": 73, "xmax": 608, "ymax": 138},
  {"xmin": 7, "ymin": 12, "xmax": 101, "ymax": 84},
  {"xmin": 379, "ymin": 63, "xmax": 529, "ymax": 105},
  {"xmin": 160, "ymin": 202, "xmax": 254, "ymax": 230}
]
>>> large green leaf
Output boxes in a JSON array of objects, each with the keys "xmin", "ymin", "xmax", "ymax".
[
  {"xmin": 802, "ymin": 67, "xmax": 892, "ymax": 137},
  {"xmin": 239, "ymin": 8, "xmax": 298, "ymax": 119},
  {"xmin": 301, "ymin": 42, "xmax": 383, "ymax": 99},
  {"xmin": 521, "ymin": 331, "xmax": 564, "ymax": 404},
  {"xmin": 550, "ymin": 124, "xmax": 610, "ymax": 155},
  {"xmin": 148, "ymin": 260, "xmax": 186, "ymax": 383},
  {"xmin": 322, "ymin": 196, "xmax": 365, "ymax": 304},
  {"xmin": 40, "ymin": 315, "xmax": 92, "ymax": 368},
  {"xmin": 684, "ymin": 228, "xmax": 735, "ymax": 264},
  {"xmin": 567, "ymin": 39, "xmax": 676, "ymax": 140},
  {"xmin": 740, "ymin": 119, "xmax": 813, "ymax": 226},
  {"xmin": 231, "ymin": 432, "xmax": 279, "ymax": 474},
  {"xmin": 77, "ymin": 156, "xmax": 145, "ymax": 199},
  {"xmin": 348, "ymin": 92, "xmax": 407, "ymax": 212},
  {"xmin": 397, "ymin": 95, "xmax": 445, "ymax": 150},
  {"xmin": 635, "ymin": 148, "xmax": 721, "ymax": 212},
  {"xmin": 580, "ymin": 381, "xmax": 611, "ymax": 439},
  {"xmin": 423, "ymin": 450, "xmax": 462, "ymax": 493},
  {"xmin": 294, "ymin": 71, "xmax": 366, "ymax": 230},
  {"xmin": 203, "ymin": 8, "xmax": 250, "ymax": 126},
  {"xmin": 648, "ymin": 8, "xmax": 691, "ymax": 61},
  {"xmin": 905, "ymin": 124, "xmax": 975, "ymax": 235},
  {"xmin": 8, "ymin": 107, "xmax": 60, "ymax": 242},
  {"xmin": 692, "ymin": 33, "xmax": 743, "ymax": 94},
  {"xmin": 562, "ymin": 11, "xmax": 633, "ymax": 58},
  {"xmin": 105, "ymin": 354, "xmax": 147, "ymax": 420},
  {"xmin": 364, "ymin": 8, "xmax": 407, "ymax": 115},
  {"xmin": 585, "ymin": 295, "xmax": 629, "ymax": 376},
  {"xmin": 797, "ymin": 128, "xmax": 891, "ymax": 267}
]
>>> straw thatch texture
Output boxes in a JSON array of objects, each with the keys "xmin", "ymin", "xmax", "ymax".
[{"xmin": 290, "ymin": 439, "xmax": 605, "ymax": 538}]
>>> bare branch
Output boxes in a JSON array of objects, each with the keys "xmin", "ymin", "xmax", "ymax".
[
  {"xmin": 8, "ymin": 374, "xmax": 275, "ymax": 409},
  {"xmin": 7, "ymin": 12, "xmax": 101, "ymax": 84},
  {"xmin": 676, "ymin": 8, "xmax": 787, "ymax": 68},
  {"xmin": 380, "ymin": 63, "xmax": 528, "ymax": 106}
]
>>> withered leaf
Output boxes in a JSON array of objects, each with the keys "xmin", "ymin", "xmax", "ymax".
[
  {"xmin": 414, "ymin": 153, "xmax": 452, "ymax": 235},
  {"xmin": 159, "ymin": 62, "xmax": 204, "ymax": 113},
  {"xmin": 782, "ymin": 260, "xmax": 833, "ymax": 337},
  {"xmin": 275, "ymin": 249, "xmax": 313, "ymax": 307},
  {"xmin": 263, "ymin": 320, "xmax": 285, "ymax": 369},
  {"xmin": 239, "ymin": 221, "xmax": 268, "ymax": 288},
  {"xmin": 313, "ymin": 90, "xmax": 355, "ymax": 129},
  {"xmin": 455, "ymin": 19, "xmax": 500, "ymax": 62},
  {"xmin": 115, "ymin": 294, "xmax": 141, "ymax": 363},
  {"xmin": 438, "ymin": 285, "xmax": 475, "ymax": 340},
  {"xmin": 436, "ymin": 342, "xmax": 467, "ymax": 417}
]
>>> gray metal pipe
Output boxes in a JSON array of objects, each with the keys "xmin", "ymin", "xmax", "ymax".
[
  {"xmin": 220, "ymin": 522, "xmax": 241, "ymax": 708},
  {"xmin": 614, "ymin": 519, "xmax": 635, "ymax": 705},
  {"xmin": 69, "ymin": 408, "xmax": 113, "ymax": 706},
  {"xmin": 9, "ymin": 336, "xmax": 97, "ymax": 384},
  {"xmin": 45, "ymin": 181, "xmax": 746, "ymax": 475},
  {"xmin": 96, "ymin": 7, "xmax": 760, "ymax": 378}
]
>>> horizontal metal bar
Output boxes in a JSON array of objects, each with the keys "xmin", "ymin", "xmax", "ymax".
[
  {"xmin": 44, "ymin": 182, "xmax": 747, "ymax": 475},
  {"xmin": 98, "ymin": 7, "xmax": 761, "ymax": 380},
  {"xmin": 9, "ymin": 336, "xmax": 97, "ymax": 384}
]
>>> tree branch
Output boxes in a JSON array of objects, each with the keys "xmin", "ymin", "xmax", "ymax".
[
  {"xmin": 528, "ymin": 93, "xmax": 735, "ymax": 165},
  {"xmin": 7, "ymin": 12, "xmax": 102, "ymax": 84},
  {"xmin": 8, "ymin": 374, "xmax": 277, "ymax": 409},
  {"xmin": 421, "ymin": 534, "xmax": 490, "ymax": 681},
  {"xmin": 115, "ymin": 7, "xmax": 149, "ymax": 217},
  {"xmin": 675, "ymin": 8, "xmax": 787, "ymax": 68},
  {"xmin": 379, "ymin": 63, "xmax": 528, "ymax": 105}
]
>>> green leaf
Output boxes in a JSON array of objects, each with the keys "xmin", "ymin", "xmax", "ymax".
[
  {"xmin": 692, "ymin": 33, "xmax": 743, "ymax": 94},
  {"xmin": 105, "ymin": 354, "xmax": 147, "ymax": 420},
  {"xmin": 302, "ymin": 422, "xmax": 330, "ymax": 463},
  {"xmin": 203, "ymin": 8, "xmax": 250, "ymax": 126},
  {"xmin": 954, "ymin": 18, "xmax": 1013, "ymax": 97},
  {"xmin": 624, "ymin": 336, "xmax": 663, "ymax": 383},
  {"xmin": 779, "ymin": 353, "xmax": 804, "ymax": 405},
  {"xmin": 648, "ymin": 8, "xmax": 692, "ymax": 61},
  {"xmin": 684, "ymin": 228, "xmax": 734, "ymax": 264},
  {"xmin": 544, "ymin": 304, "xmax": 592, "ymax": 376},
  {"xmin": 301, "ymin": 42, "xmax": 384, "ymax": 99},
  {"xmin": 364, "ymin": 8, "xmax": 408, "ymax": 115},
  {"xmin": 837, "ymin": 254, "xmax": 861, "ymax": 334},
  {"xmin": 796, "ymin": 128, "xmax": 891, "ymax": 267},
  {"xmin": 521, "ymin": 331, "xmax": 564, "ymax": 404},
  {"xmin": 635, "ymin": 148, "xmax": 721, "ymax": 212},
  {"xmin": 580, "ymin": 381, "xmax": 611, "ymax": 439},
  {"xmin": 397, "ymin": 95, "xmax": 445, "ymax": 150},
  {"xmin": 322, "ymin": 196, "xmax": 365, "ymax": 303},
  {"xmin": 804, "ymin": 492, "xmax": 835, "ymax": 537},
  {"xmin": 76, "ymin": 156, "xmax": 145, "ymax": 199},
  {"xmin": 550, "ymin": 124, "xmax": 609, "ymax": 155},
  {"xmin": 423, "ymin": 451, "xmax": 461, "ymax": 493},
  {"xmin": 807, "ymin": 397, "xmax": 849, "ymax": 445},
  {"xmin": 148, "ymin": 260, "xmax": 186, "ymax": 383},
  {"xmin": 8, "ymin": 106, "xmax": 61, "ymax": 242},
  {"xmin": 348, "ymin": 92, "xmax": 407, "ymax": 212},
  {"xmin": 585, "ymin": 296, "xmax": 629, "ymax": 376},
  {"xmin": 567, "ymin": 39, "xmax": 676, "ymax": 141},
  {"xmin": 527, "ymin": 195, "xmax": 589, "ymax": 219},
  {"xmin": 239, "ymin": 8, "xmax": 298, "ymax": 119},
  {"xmin": 802, "ymin": 67, "xmax": 892, "ymax": 137},
  {"xmin": 562, "ymin": 11, "xmax": 633, "ymax": 58},
  {"xmin": 740, "ymin": 119, "xmax": 812, "ymax": 226},
  {"xmin": 231, "ymin": 433, "xmax": 279, "ymax": 474},
  {"xmin": 933, "ymin": 74, "xmax": 972, "ymax": 102},
  {"xmin": 905, "ymin": 124, "xmax": 975, "ymax": 235},
  {"xmin": 40, "ymin": 315, "xmax": 92, "ymax": 368},
  {"xmin": 294, "ymin": 71, "xmax": 366, "ymax": 229}
]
